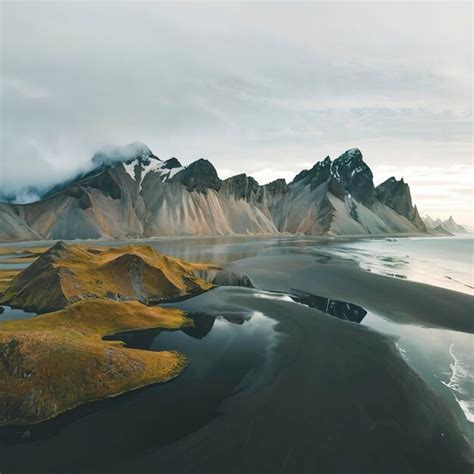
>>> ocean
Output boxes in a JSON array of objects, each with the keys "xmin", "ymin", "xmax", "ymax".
[{"xmin": 319, "ymin": 234, "xmax": 474, "ymax": 295}]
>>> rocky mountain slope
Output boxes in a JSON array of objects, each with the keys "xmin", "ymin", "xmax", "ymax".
[
  {"xmin": 0, "ymin": 143, "xmax": 427, "ymax": 241},
  {"xmin": 424, "ymin": 215, "xmax": 467, "ymax": 234}
]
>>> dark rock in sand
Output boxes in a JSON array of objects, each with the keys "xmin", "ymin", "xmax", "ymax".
[{"xmin": 289, "ymin": 288, "xmax": 367, "ymax": 323}]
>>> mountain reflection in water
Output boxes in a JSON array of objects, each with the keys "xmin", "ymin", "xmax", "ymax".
[
  {"xmin": 103, "ymin": 290, "xmax": 367, "ymax": 352},
  {"xmin": 103, "ymin": 312, "xmax": 248, "ymax": 350}
]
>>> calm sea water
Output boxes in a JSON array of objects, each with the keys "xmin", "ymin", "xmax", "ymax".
[
  {"xmin": 319, "ymin": 235, "xmax": 474, "ymax": 295},
  {"xmin": 311, "ymin": 235, "xmax": 473, "ymax": 429}
]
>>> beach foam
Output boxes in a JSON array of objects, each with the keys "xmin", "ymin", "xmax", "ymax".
[{"xmin": 442, "ymin": 343, "xmax": 474, "ymax": 423}]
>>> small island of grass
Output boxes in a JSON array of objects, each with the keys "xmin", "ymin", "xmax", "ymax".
[
  {"xmin": 0, "ymin": 242, "xmax": 223, "ymax": 426},
  {"xmin": 0, "ymin": 299, "xmax": 192, "ymax": 426}
]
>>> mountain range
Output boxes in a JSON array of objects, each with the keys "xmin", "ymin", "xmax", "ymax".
[
  {"xmin": 0, "ymin": 142, "xmax": 431, "ymax": 241},
  {"xmin": 423, "ymin": 215, "xmax": 467, "ymax": 235}
]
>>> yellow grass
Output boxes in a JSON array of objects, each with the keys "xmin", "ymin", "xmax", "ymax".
[
  {"xmin": 0, "ymin": 299, "xmax": 192, "ymax": 426},
  {"xmin": 0, "ymin": 242, "xmax": 220, "ymax": 313}
]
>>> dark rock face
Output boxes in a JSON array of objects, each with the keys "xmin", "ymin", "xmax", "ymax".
[
  {"xmin": 376, "ymin": 177, "xmax": 412, "ymax": 216},
  {"xmin": 164, "ymin": 158, "xmax": 182, "ymax": 169},
  {"xmin": 222, "ymin": 174, "xmax": 263, "ymax": 202},
  {"xmin": 293, "ymin": 156, "xmax": 332, "ymax": 190},
  {"xmin": 172, "ymin": 159, "xmax": 222, "ymax": 193},
  {"xmin": 291, "ymin": 149, "xmax": 375, "ymax": 205},
  {"xmin": 376, "ymin": 177, "xmax": 426, "ymax": 231},
  {"xmin": 331, "ymin": 149, "xmax": 375, "ymax": 205},
  {"xmin": 264, "ymin": 179, "xmax": 288, "ymax": 195},
  {"xmin": 318, "ymin": 195, "xmax": 337, "ymax": 233}
]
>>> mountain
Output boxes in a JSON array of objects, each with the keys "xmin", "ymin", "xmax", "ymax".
[
  {"xmin": 0, "ymin": 143, "xmax": 428, "ymax": 241},
  {"xmin": 423, "ymin": 215, "xmax": 467, "ymax": 234}
]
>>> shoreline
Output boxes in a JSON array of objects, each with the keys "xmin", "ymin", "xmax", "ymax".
[
  {"xmin": 0, "ymin": 244, "xmax": 472, "ymax": 472},
  {"xmin": 0, "ymin": 230, "xmax": 460, "ymax": 246}
]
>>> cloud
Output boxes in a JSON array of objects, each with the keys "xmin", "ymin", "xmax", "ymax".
[{"xmin": 0, "ymin": 2, "xmax": 472, "ymax": 223}]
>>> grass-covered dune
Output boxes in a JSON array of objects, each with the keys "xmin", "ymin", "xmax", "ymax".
[
  {"xmin": 0, "ymin": 241, "xmax": 218, "ymax": 313},
  {"xmin": 0, "ymin": 299, "xmax": 191, "ymax": 426}
]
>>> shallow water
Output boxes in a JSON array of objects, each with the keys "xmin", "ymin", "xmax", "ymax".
[
  {"xmin": 319, "ymin": 235, "xmax": 474, "ymax": 295},
  {"xmin": 363, "ymin": 312, "xmax": 474, "ymax": 438},
  {"xmin": 0, "ymin": 235, "xmax": 472, "ymax": 472},
  {"xmin": 0, "ymin": 261, "xmax": 29, "ymax": 270},
  {"xmin": 0, "ymin": 306, "xmax": 36, "ymax": 321}
]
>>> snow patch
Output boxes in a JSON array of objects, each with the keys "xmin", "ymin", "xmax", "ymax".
[{"xmin": 166, "ymin": 166, "xmax": 184, "ymax": 179}]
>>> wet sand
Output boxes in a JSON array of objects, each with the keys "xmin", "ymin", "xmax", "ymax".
[
  {"xmin": 114, "ymin": 290, "xmax": 472, "ymax": 474},
  {"xmin": 0, "ymin": 239, "xmax": 472, "ymax": 473},
  {"xmin": 231, "ymin": 253, "xmax": 474, "ymax": 334}
]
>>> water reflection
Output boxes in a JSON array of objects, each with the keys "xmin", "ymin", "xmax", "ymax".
[
  {"xmin": 254, "ymin": 289, "xmax": 367, "ymax": 324},
  {"xmin": 288, "ymin": 289, "xmax": 367, "ymax": 323},
  {"xmin": 0, "ymin": 306, "xmax": 37, "ymax": 321},
  {"xmin": 104, "ymin": 312, "xmax": 218, "ymax": 349},
  {"xmin": 104, "ymin": 311, "xmax": 259, "ymax": 350},
  {"xmin": 363, "ymin": 312, "xmax": 474, "ymax": 439}
]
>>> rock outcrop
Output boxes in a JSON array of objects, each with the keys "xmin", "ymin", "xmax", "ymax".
[
  {"xmin": 0, "ymin": 144, "xmax": 428, "ymax": 241},
  {"xmin": 376, "ymin": 177, "xmax": 426, "ymax": 231}
]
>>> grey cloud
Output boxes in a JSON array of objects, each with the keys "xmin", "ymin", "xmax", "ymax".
[{"xmin": 0, "ymin": 2, "xmax": 472, "ymax": 222}]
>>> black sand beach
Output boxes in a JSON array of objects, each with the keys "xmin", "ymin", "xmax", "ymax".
[{"xmin": 0, "ymin": 238, "xmax": 472, "ymax": 474}]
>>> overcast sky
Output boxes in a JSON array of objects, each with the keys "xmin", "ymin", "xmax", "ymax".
[{"xmin": 1, "ymin": 2, "xmax": 472, "ymax": 223}]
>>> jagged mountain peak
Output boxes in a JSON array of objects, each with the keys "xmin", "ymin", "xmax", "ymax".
[
  {"xmin": 164, "ymin": 157, "xmax": 182, "ymax": 169},
  {"xmin": 292, "ymin": 155, "xmax": 332, "ymax": 187},
  {"xmin": 221, "ymin": 173, "xmax": 263, "ymax": 201},
  {"xmin": 224, "ymin": 173, "xmax": 258, "ymax": 185},
  {"xmin": 330, "ymin": 148, "xmax": 375, "ymax": 204},
  {"xmin": 292, "ymin": 149, "xmax": 375, "ymax": 204},
  {"xmin": 332, "ymin": 148, "xmax": 370, "ymax": 177},
  {"xmin": 1, "ymin": 146, "xmax": 430, "ymax": 240},
  {"xmin": 264, "ymin": 178, "xmax": 289, "ymax": 196},
  {"xmin": 424, "ymin": 215, "xmax": 466, "ymax": 234},
  {"xmin": 171, "ymin": 158, "xmax": 221, "ymax": 192}
]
